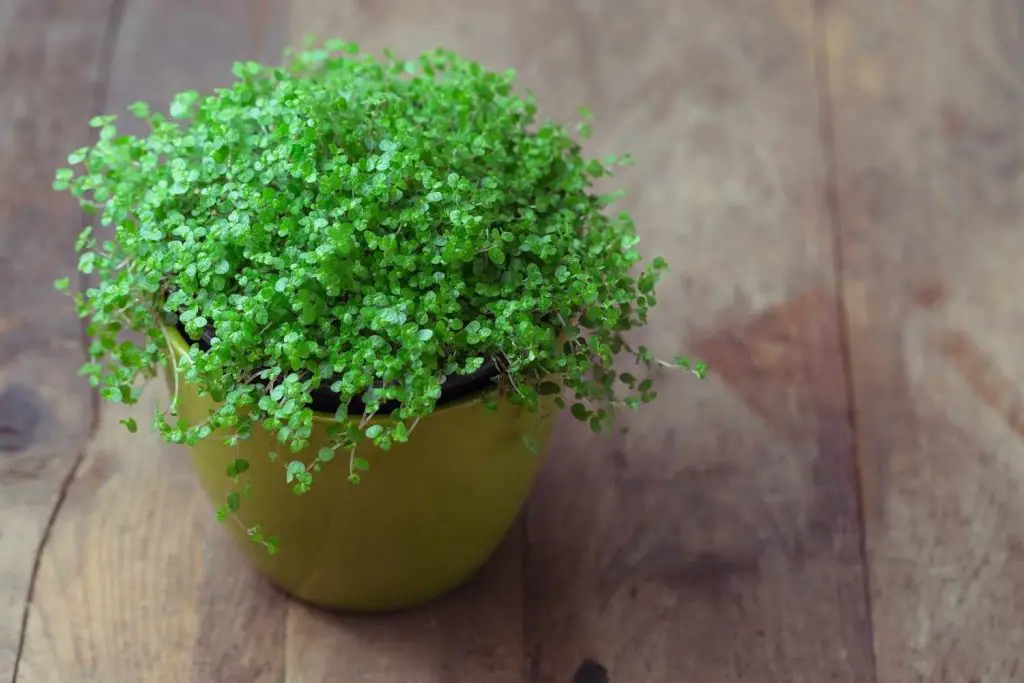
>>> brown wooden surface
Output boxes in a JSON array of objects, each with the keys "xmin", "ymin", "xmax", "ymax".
[
  {"xmin": 0, "ymin": 1, "xmax": 117, "ymax": 680},
  {"xmin": 2, "ymin": 0, "xmax": 1021, "ymax": 681},
  {"xmin": 824, "ymin": 0, "xmax": 1024, "ymax": 680}
]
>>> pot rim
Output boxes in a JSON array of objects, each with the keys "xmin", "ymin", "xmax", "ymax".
[{"xmin": 163, "ymin": 322, "xmax": 506, "ymax": 422}]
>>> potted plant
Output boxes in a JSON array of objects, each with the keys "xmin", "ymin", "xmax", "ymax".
[{"xmin": 53, "ymin": 41, "xmax": 706, "ymax": 612}]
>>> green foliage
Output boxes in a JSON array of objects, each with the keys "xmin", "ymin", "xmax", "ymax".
[{"xmin": 53, "ymin": 41, "xmax": 706, "ymax": 549}]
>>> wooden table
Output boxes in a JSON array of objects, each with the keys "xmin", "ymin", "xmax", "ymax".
[{"xmin": 2, "ymin": 0, "xmax": 1021, "ymax": 681}]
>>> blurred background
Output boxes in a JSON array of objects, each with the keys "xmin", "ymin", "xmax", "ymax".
[{"xmin": 1, "ymin": 1, "xmax": 1022, "ymax": 682}]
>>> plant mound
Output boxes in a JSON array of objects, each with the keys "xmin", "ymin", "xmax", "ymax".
[{"xmin": 55, "ymin": 42, "xmax": 704, "ymax": 523}]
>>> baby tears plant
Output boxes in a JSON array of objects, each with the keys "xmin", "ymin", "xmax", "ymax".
[{"xmin": 53, "ymin": 41, "xmax": 706, "ymax": 552}]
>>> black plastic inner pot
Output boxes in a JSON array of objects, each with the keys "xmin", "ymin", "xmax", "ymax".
[{"xmin": 174, "ymin": 319, "xmax": 500, "ymax": 416}]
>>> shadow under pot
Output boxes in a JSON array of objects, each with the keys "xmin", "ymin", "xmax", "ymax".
[{"xmin": 163, "ymin": 320, "xmax": 558, "ymax": 613}]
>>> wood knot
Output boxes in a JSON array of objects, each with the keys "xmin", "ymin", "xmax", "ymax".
[{"xmin": 0, "ymin": 383, "xmax": 43, "ymax": 453}]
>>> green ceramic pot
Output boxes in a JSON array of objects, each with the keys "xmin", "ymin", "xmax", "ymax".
[{"xmin": 163, "ymin": 324, "xmax": 556, "ymax": 612}]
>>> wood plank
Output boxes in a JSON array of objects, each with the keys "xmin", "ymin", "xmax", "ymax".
[
  {"xmin": 823, "ymin": 1, "xmax": 1024, "ymax": 680},
  {"xmin": 290, "ymin": 1, "xmax": 877, "ymax": 682},
  {"xmin": 14, "ymin": 2, "xmax": 290, "ymax": 682},
  {"xmin": 521, "ymin": 1, "xmax": 877, "ymax": 681},
  {"xmin": 0, "ymin": 1, "xmax": 117, "ymax": 680}
]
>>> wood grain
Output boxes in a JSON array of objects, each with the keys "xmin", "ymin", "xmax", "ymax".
[
  {"xmin": 518, "ymin": 1, "xmax": 876, "ymax": 680},
  {"xmin": 824, "ymin": 0, "xmax": 1024, "ymax": 681},
  {"xmin": 0, "ymin": 1, "xmax": 117, "ymax": 680},
  {"xmin": 14, "ymin": 2, "xmax": 290, "ymax": 682}
]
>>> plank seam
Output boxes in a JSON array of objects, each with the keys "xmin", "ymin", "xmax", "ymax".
[
  {"xmin": 8, "ymin": 0, "xmax": 127, "ymax": 680},
  {"xmin": 523, "ymin": 509, "xmax": 538, "ymax": 683},
  {"xmin": 809, "ymin": 0, "xmax": 880, "ymax": 680}
]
